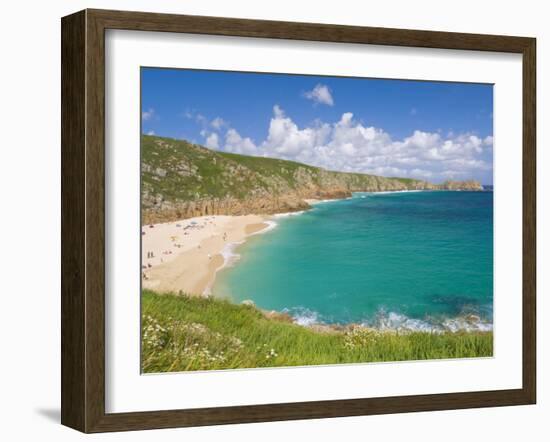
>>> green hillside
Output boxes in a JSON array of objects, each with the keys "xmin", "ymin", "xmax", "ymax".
[{"xmin": 143, "ymin": 135, "xmax": 323, "ymax": 202}]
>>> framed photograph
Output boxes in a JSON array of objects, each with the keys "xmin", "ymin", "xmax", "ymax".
[{"xmin": 61, "ymin": 9, "xmax": 536, "ymax": 433}]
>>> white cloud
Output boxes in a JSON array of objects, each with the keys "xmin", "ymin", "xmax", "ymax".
[
  {"xmin": 273, "ymin": 104, "xmax": 285, "ymax": 118},
  {"xmin": 195, "ymin": 114, "xmax": 207, "ymax": 126},
  {"xmin": 199, "ymin": 106, "xmax": 492, "ymax": 183},
  {"xmin": 205, "ymin": 132, "xmax": 219, "ymax": 149},
  {"xmin": 146, "ymin": 130, "xmax": 155, "ymax": 136},
  {"xmin": 186, "ymin": 112, "xmax": 230, "ymax": 136},
  {"xmin": 261, "ymin": 105, "xmax": 329, "ymax": 157},
  {"xmin": 410, "ymin": 168, "xmax": 433, "ymax": 178},
  {"xmin": 183, "ymin": 109, "xmax": 209, "ymax": 127},
  {"xmin": 211, "ymin": 117, "xmax": 227, "ymax": 130},
  {"xmin": 142, "ymin": 108, "xmax": 155, "ymax": 121},
  {"xmin": 303, "ymin": 84, "xmax": 334, "ymax": 106},
  {"xmin": 441, "ymin": 170, "xmax": 463, "ymax": 179},
  {"xmin": 224, "ymin": 129, "xmax": 257, "ymax": 155}
]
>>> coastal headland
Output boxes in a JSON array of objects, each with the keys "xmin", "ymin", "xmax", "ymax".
[{"xmin": 142, "ymin": 135, "xmax": 482, "ymax": 224}]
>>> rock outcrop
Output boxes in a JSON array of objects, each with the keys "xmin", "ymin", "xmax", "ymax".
[{"xmin": 440, "ymin": 180, "xmax": 484, "ymax": 191}]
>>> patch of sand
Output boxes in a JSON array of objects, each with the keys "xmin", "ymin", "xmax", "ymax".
[{"xmin": 141, "ymin": 215, "xmax": 269, "ymax": 295}]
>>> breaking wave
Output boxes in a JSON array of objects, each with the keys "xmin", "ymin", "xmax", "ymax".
[
  {"xmin": 282, "ymin": 307, "xmax": 323, "ymax": 326},
  {"xmin": 366, "ymin": 310, "xmax": 493, "ymax": 333},
  {"xmin": 283, "ymin": 306, "xmax": 492, "ymax": 333},
  {"xmin": 219, "ymin": 241, "xmax": 245, "ymax": 268},
  {"xmin": 273, "ymin": 211, "xmax": 306, "ymax": 218}
]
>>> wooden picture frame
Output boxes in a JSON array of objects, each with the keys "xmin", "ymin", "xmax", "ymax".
[{"xmin": 61, "ymin": 8, "xmax": 536, "ymax": 433}]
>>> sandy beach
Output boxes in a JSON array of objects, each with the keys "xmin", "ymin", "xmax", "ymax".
[{"xmin": 142, "ymin": 215, "xmax": 269, "ymax": 295}]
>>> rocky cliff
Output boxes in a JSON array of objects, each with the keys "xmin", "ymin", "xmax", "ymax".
[
  {"xmin": 440, "ymin": 180, "xmax": 484, "ymax": 191},
  {"xmin": 141, "ymin": 135, "xmax": 483, "ymax": 224}
]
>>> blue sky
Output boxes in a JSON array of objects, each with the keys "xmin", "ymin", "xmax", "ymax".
[{"xmin": 142, "ymin": 68, "xmax": 494, "ymax": 184}]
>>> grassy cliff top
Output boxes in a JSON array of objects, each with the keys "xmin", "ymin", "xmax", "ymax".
[
  {"xmin": 142, "ymin": 290, "xmax": 493, "ymax": 373},
  {"xmin": 141, "ymin": 135, "xmax": 428, "ymax": 203}
]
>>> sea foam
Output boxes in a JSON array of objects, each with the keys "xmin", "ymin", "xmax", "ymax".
[
  {"xmin": 219, "ymin": 220, "xmax": 279, "ymax": 269},
  {"xmin": 250, "ymin": 220, "xmax": 278, "ymax": 235},
  {"xmin": 283, "ymin": 307, "xmax": 322, "ymax": 326},
  {"xmin": 362, "ymin": 190, "xmax": 424, "ymax": 195},
  {"xmin": 220, "ymin": 241, "xmax": 245, "ymax": 268},
  {"xmin": 371, "ymin": 310, "xmax": 493, "ymax": 333},
  {"xmin": 273, "ymin": 211, "xmax": 306, "ymax": 218},
  {"xmin": 283, "ymin": 307, "xmax": 493, "ymax": 333}
]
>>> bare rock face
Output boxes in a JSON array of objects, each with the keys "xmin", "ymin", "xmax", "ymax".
[
  {"xmin": 142, "ymin": 194, "xmax": 314, "ymax": 224},
  {"xmin": 142, "ymin": 178, "xmax": 482, "ymax": 224},
  {"xmin": 440, "ymin": 180, "xmax": 484, "ymax": 191}
]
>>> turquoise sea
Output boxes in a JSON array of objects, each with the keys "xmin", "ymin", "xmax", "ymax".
[{"xmin": 212, "ymin": 191, "xmax": 493, "ymax": 331}]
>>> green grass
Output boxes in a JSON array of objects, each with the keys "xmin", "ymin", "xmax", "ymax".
[{"xmin": 141, "ymin": 290, "xmax": 493, "ymax": 373}]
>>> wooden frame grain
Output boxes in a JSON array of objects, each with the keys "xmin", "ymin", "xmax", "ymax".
[{"xmin": 61, "ymin": 8, "xmax": 536, "ymax": 433}]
